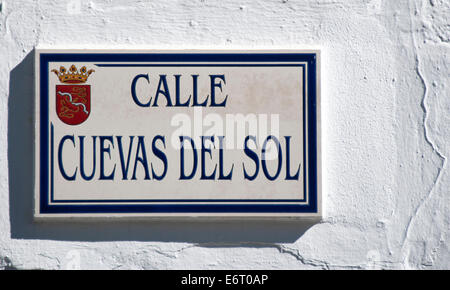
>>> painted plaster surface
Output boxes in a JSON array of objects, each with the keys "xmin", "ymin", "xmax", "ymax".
[{"xmin": 0, "ymin": 0, "xmax": 449, "ymax": 269}]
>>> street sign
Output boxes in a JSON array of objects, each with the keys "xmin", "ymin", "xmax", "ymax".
[{"xmin": 34, "ymin": 49, "xmax": 321, "ymax": 218}]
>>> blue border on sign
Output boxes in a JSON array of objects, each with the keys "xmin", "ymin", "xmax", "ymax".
[
  {"xmin": 39, "ymin": 53, "xmax": 318, "ymax": 214},
  {"xmin": 50, "ymin": 63, "xmax": 306, "ymax": 204}
]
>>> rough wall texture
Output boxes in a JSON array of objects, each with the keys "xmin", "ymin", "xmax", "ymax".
[{"xmin": 0, "ymin": 0, "xmax": 449, "ymax": 269}]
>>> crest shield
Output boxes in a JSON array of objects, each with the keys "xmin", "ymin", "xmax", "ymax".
[{"xmin": 56, "ymin": 84, "xmax": 91, "ymax": 125}]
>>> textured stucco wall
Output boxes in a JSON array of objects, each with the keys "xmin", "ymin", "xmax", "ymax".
[{"xmin": 0, "ymin": 0, "xmax": 449, "ymax": 269}]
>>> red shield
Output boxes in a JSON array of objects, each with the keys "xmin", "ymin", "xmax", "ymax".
[{"xmin": 56, "ymin": 85, "xmax": 91, "ymax": 125}]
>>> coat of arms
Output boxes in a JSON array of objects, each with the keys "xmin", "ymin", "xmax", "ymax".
[{"xmin": 51, "ymin": 65, "xmax": 94, "ymax": 125}]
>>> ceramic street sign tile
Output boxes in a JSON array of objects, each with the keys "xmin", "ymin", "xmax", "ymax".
[{"xmin": 34, "ymin": 49, "xmax": 321, "ymax": 219}]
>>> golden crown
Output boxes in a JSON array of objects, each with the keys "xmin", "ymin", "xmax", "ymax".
[{"xmin": 51, "ymin": 65, "xmax": 94, "ymax": 83}]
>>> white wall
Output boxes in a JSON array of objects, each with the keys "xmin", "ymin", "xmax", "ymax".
[{"xmin": 0, "ymin": 0, "xmax": 449, "ymax": 269}]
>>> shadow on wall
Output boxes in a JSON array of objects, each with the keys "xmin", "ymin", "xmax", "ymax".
[{"xmin": 8, "ymin": 50, "xmax": 316, "ymax": 243}]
